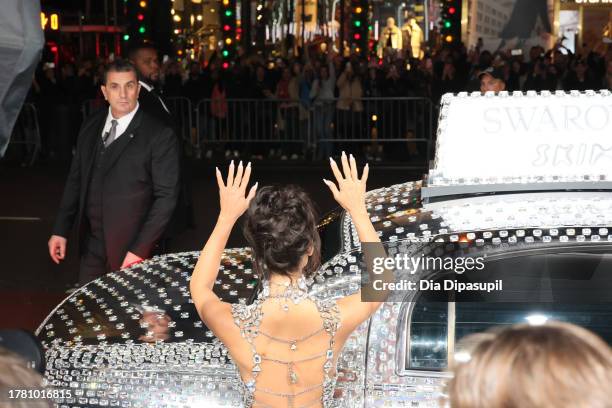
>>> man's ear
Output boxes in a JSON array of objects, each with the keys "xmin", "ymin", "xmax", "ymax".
[
  {"xmin": 307, "ymin": 245, "xmax": 314, "ymax": 257},
  {"xmin": 101, "ymin": 85, "xmax": 108, "ymax": 101},
  {"xmin": 136, "ymin": 82, "xmax": 141, "ymax": 97}
]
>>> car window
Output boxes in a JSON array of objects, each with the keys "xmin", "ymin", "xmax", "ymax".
[
  {"xmin": 455, "ymin": 303, "xmax": 612, "ymax": 346},
  {"xmin": 405, "ymin": 251, "xmax": 612, "ymax": 372},
  {"xmin": 318, "ymin": 208, "xmax": 344, "ymax": 264},
  {"xmin": 408, "ymin": 302, "xmax": 448, "ymax": 370}
]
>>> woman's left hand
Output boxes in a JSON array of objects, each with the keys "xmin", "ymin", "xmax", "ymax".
[{"xmin": 216, "ymin": 161, "xmax": 258, "ymax": 222}]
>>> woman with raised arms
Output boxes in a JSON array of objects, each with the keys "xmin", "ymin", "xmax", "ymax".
[{"xmin": 190, "ymin": 152, "xmax": 391, "ymax": 407}]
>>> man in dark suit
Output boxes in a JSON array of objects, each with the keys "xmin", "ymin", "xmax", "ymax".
[
  {"xmin": 128, "ymin": 43, "xmax": 194, "ymax": 244},
  {"xmin": 48, "ymin": 59, "xmax": 180, "ymax": 284},
  {"xmin": 128, "ymin": 43, "xmax": 173, "ymax": 126}
]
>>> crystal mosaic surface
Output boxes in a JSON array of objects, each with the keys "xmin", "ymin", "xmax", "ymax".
[{"xmin": 37, "ymin": 182, "xmax": 612, "ymax": 407}]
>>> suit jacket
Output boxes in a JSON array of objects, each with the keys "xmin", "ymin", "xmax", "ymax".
[
  {"xmin": 52, "ymin": 107, "xmax": 180, "ymax": 270},
  {"xmin": 138, "ymin": 85, "xmax": 174, "ymax": 127},
  {"xmin": 139, "ymin": 82, "xmax": 194, "ymax": 239}
]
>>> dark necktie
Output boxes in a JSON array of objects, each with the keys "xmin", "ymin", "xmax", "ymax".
[{"xmin": 102, "ymin": 119, "xmax": 118, "ymax": 147}]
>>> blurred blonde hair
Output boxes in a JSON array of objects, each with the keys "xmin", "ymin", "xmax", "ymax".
[
  {"xmin": 446, "ymin": 321, "xmax": 612, "ymax": 408},
  {"xmin": 0, "ymin": 347, "xmax": 52, "ymax": 408}
]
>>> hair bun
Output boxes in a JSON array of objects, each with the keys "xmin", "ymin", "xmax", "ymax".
[{"xmin": 243, "ymin": 185, "xmax": 321, "ymax": 279}]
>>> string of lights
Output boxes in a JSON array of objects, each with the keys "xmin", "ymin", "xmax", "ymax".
[
  {"xmin": 159, "ymin": 0, "xmax": 463, "ymax": 61},
  {"xmin": 221, "ymin": 0, "xmax": 237, "ymax": 69},
  {"xmin": 123, "ymin": 0, "xmax": 149, "ymax": 43}
]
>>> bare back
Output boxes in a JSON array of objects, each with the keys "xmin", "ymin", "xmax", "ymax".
[
  {"xmin": 201, "ymin": 277, "xmax": 372, "ymax": 408},
  {"xmin": 232, "ymin": 289, "xmax": 341, "ymax": 407}
]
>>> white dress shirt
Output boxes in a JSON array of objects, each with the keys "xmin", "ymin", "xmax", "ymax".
[
  {"xmin": 139, "ymin": 80, "xmax": 170, "ymax": 113},
  {"xmin": 101, "ymin": 102, "xmax": 139, "ymax": 145}
]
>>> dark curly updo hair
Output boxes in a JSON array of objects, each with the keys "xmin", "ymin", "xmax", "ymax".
[{"xmin": 243, "ymin": 185, "xmax": 321, "ymax": 280}]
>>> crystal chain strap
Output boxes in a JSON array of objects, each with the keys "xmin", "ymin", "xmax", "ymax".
[
  {"xmin": 256, "ymin": 382, "xmax": 325, "ymax": 408},
  {"xmin": 259, "ymin": 327, "xmax": 325, "ymax": 351},
  {"xmin": 262, "ymin": 276, "xmax": 309, "ymax": 312},
  {"xmin": 254, "ymin": 387, "xmax": 328, "ymax": 408},
  {"xmin": 260, "ymin": 350, "xmax": 329, "ymax": 384}
]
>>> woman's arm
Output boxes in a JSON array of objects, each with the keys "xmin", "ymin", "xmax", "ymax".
[
  {"xmin": 324, "ymin": 153, "xmax": 377, "ymax": 242},
  {"xmin": 323, "ymin": 152, "xmax": 393, "ymax": 334},
  {"xmin": 190, "ymin": 161, "xmax": 258, "ymax": 323}
]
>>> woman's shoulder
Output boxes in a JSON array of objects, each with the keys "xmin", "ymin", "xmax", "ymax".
[{"xmin": 230, "ymin": 300, "xmax": 264, "ymax": 330}]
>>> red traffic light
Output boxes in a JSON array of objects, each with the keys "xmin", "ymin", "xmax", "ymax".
[
  {"xmin": 137, "ymin": 13, "xmax": 144, "ymax": 21},
  {"xmin": 449, "ymin": 7, "xmax": 456, "ymax": 14},
  {"xmin": 223, "ymin": 24, "xmax": 231, "ymax": 31},
  {"xmin": 354, "ymin": 33, "xmax": 361, "ymax": 40}
]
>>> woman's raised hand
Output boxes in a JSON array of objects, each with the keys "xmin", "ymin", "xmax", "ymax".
[
  {"xmin": 216, "ymin": 161, "xmax": 258, "ymax": 222},
  {"xmin": 323, "ymin": 152, "xmax": 369, "ymax": 216}
]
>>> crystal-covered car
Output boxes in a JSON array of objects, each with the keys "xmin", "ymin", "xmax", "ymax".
[{"xmin": 36, "ymin": 91, "xmax": 612, "ymax": 407}]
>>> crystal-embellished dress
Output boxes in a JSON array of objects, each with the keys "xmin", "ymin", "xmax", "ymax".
[{"xmin": 231, "ymin": 290, "xmax": 341, "ymax": 408}]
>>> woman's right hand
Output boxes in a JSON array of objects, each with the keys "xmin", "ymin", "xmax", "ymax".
[
  {"xmin": 216, "ymin": 161, "xmax": 258, "ymax": 222},
  {"xmin": 324, "ymin": 152, "xmax": 369, "ymax": 217}
]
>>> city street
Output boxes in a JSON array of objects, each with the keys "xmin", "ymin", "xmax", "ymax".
[{"xmin": 0, "ymin": 159, "xmax": 421, "ymax": 330}]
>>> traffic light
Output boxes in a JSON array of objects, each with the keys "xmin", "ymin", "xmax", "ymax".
[
  {"xmin": 350, "ymin": 0, "xmax": 368, "ymax": 56},
  {"xmin": 220, "ymin": 0, "xmax": 237, "ymax": 67},
  {"xmin": 137, "ymin": 0, "xmax": 147, "ymax": 37},
  {"xmin": 124, "ymin": 0, "xmax": 150, "ymax": 43},
  {"xmin": 440, "ymin": 0, "xmax": 461, "ymax": 45}
]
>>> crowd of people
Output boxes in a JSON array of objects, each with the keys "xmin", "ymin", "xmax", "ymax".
[
  {"xmin": 16, "ymin": 38, "xmax": 612, "ymax": 162},
  {"xmin": 149, "ymin": 39, "xmax": 612, "ymax": 103}
]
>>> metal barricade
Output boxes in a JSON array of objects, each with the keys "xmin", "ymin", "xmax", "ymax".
[
  {"xmin": 195, "ymin": 97, "xmax": 434, "ymax": 160},
  {"xmin": 165, "ymin": 96, "xmax": 193, "ymax": 147},
  {"xmin": 195, "ymin": 98, "xmax": 309, "ymax": 158},
  {"xmin": 82, "ymin": 97, "xmax": 434, "ymax": 162},
  {"xmin": 313, "ymin": 97, "xmax": 434, "ymax": 160},
  {"xmin": 8, "ymin": 103, "xmax": 41, "ymax": 166}
]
